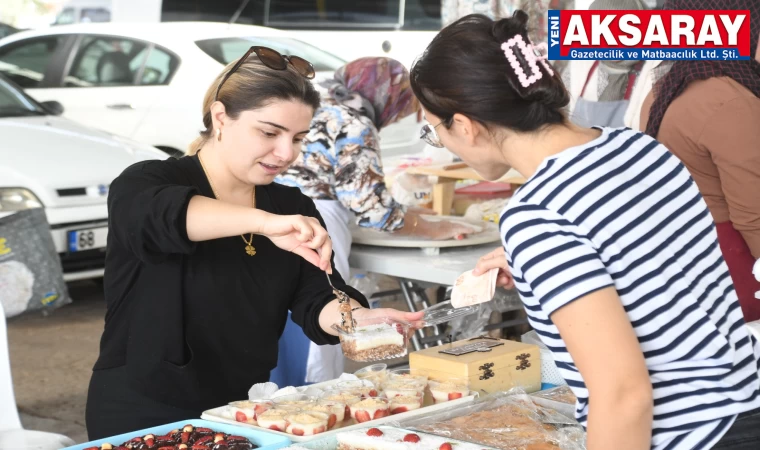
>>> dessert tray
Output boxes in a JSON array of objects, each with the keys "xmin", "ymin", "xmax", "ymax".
[
  {"xmin": 283, "ymin": 426, "xmax": 498, "ymax": 450},
  {"xmin": 201, "ymin": 378, "xmax": 478, "ymax": 443},
  {"xmin": 350, "ymin": 216, "xmax": 500, "ymax": 249}
]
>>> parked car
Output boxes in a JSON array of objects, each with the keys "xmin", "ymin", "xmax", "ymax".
[
  {"xmin": 0, "ymin": 22, "xmax": 20, "ymax": 39},
  {"xmin": 0, "ymin": 74, "xmax": 166, "ymax": 281},
  {"xmin": 0, "ymin": 22, "xmax": 425, "ymax": 158}
]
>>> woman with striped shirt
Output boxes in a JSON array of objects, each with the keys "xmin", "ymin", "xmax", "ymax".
[{"xmin": 410, "ymin": 11, "xmax": 760, "ymax": 450}]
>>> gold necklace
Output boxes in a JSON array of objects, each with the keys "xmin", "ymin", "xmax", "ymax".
[{"xmin": 198, "ymin": 152, "xmax": 257, "ymax": 256}]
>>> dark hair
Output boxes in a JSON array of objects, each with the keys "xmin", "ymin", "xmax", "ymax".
[
  {"xmin": 410, "ymin": 11, "xmax": 569, "ymax": 134},
  {"xmin": 189, "ymin": 59, "xmax": 321, "ymax": 154}
]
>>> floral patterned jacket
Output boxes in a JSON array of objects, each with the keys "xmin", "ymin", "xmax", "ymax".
[{"xmin": 277, "ymin": 101, "xmax": 405, "ymax": 231}]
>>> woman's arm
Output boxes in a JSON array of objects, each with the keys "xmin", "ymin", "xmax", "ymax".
[{"xmin": 553, "ymin": 287, "xmax": 653, "ymax": 450}]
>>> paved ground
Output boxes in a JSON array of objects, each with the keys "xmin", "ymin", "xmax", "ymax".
[{"xmin": 6, "ymin": 278, "xmax": 409, "ymax": 444}]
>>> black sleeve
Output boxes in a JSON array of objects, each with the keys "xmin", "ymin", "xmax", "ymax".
[
  {"xmin": 289, "ymin": 194, "xmax": 369, "ymax": 345},
  {"xmin": 108, "ymin": 160, "xmax": 199, "ymax": 264}
]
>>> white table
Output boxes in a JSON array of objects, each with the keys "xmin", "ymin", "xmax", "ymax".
[{"xmin": 349, "ymin": 242, "xmax": 502, "ymax": 350}]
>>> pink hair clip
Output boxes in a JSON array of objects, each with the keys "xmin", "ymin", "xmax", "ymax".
[{"xmin": 501, "ymin": 35, "xmax": 554, "ymax": 88}]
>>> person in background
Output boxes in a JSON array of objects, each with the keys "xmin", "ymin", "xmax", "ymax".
[
  {"xmin": 640, "ymin": 0, "xmax": 760, "ymax": 322},
  {"xmin": 565, "ymin": 0, "xmax": 648, "ymax": 128},
  {"xmin": 414, "ymin": 11, "xmax": 760, "ymax": 449},
  {"xmin": 272, "ymin": 57, "xmax": 475, "ymax": 387}
]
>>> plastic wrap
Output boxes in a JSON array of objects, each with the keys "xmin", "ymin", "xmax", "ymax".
[
  {"xmin": 449, "ymin": 302, "xmax": 493, "ymax": 340},
  {"xmin": 530, "ymin": 386, "xmax": 577, "ymax": 420},
  {"xmin": 393, "ymin": 390, "xmax": 585, "ymax": 450}
]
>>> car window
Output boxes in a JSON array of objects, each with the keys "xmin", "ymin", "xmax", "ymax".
[
  {"xmin": 0, "ymin": 36, "xmax": 65, "ymax": 88},
  {"xmin": 403, "ymin": 0, "xmax": 441, "ymax": 31},
  {"xmin": 138, "ymin": 46, "xmax": 177, "ymax": 85},
  {"xmin": 266, "ymin": 0, "xmax": 401, "ymax": 26},
  {"xmin": 54, "ymin": 8, "xmax": 77, "ymax": 25},
  {"xmin": 64, "ymin": 36, "xmax": 147, "ymax": 87},
  {"xmin": 0, "ymin": 76, "xmax": 46, "ymax": 117},
  {"xmin": 80, "ymin": 8, "xmax": 111, "ymax": 23},
  {"xmin": 195, "ymin": 37, "xmax": 345, "ymax": 73}
]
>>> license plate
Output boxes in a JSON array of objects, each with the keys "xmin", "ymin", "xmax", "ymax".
[{"xmin": 67, "ymin": 227, "xmax": 108, "ymax": 252}]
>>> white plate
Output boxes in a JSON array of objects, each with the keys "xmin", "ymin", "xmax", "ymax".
[
  {"xmin": 201, "ymin": 379, "xmax": 478, "ymax": 443},
  {"xmin": 67, "ymin": 226, "xmax": 108, "ymax": 252},
  {"xmin": 351, "ymin": 216, "xmax": 500, "ymax": 249}
]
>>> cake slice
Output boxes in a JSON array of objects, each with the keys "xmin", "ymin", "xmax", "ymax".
[{"xmin": 336, "ymin": 428, "xmax": 486, "ymax": 450}]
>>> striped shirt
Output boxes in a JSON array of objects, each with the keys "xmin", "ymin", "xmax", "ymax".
[{"xmin": 500, "ymin": 127, "xmax": 760, "ymax": 449}]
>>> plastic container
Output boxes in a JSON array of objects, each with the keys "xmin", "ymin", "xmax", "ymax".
[
  {"xmin": 421, "ymin": 300, "xmax": 478, "ymax": 326},
  {"xmin": 228, "ymin": 400, "xmax": 274, "ymax": 424},
  {"xmin": 62, "ymin": 419, "xmax": 291, "ymax": 450},
  {"xmin": 388, "ymin": 368, "xmax": 429, "ymax": 386},
  {"xmin": 349, "ymin": 397, "xmax": 391, "ymax": 423},
  {"xmin": 257, "ymin": 408, "xmax": 297, "ymax": 432},
  {"xmin": 428, "ymin": 378, "xmax": 471, "ymax": 404},
  {"xmin": 285, "ymin": 411, "xmax": 330, "ymax": 436},
  {"xmin": 272, "ymin": 394, "xmax": 317, "ymax": 411},
  {"xmin": 389, "ymin": 392, "xmax": 425, "ymax": 415},
  {"xmin": 336, "ymin": 380, "xmax": 380, "ymax": 398},
  {"xmin": 331, "ymin": 317, "xmax": 410, "ymax": 362},
  {"xmin": 353, "ymin": 363, "xmax": 388, "ymax": 386},
  {"xmin": 382, "ymin": 380, "xmax": 426, "ymax": 399}
]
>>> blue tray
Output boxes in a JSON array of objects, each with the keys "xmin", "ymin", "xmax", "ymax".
[{"xmin": 63, "ymin": 419, "xmax": 291, "ymax": 450}]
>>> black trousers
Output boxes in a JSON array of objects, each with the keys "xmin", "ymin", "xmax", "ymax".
[
  {"xmin": 712, "ymin": 407, "xmax": 760, "ymax": 449},
  {"xmin": 85, "ymin": 366, "xmax": 200, "ymax": 440}
]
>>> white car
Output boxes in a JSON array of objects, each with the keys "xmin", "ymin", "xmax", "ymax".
[
  {"xmin": 0, "ymin": 74, "xmax": 166, "ymax": 281},
  {"xmin": 0, "ymin": 22, "xmax": 425, "ymax": 158}
]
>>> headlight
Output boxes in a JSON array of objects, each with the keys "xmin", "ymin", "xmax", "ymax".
[{"xmin": 0, "ymin": 188, "xmax": 43, "ymax": 211}]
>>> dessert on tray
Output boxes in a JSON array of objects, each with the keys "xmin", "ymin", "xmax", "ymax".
[
  {"xmin": 382, "ymin": 380, "xmax": 426, "ymax": 399},
  {"xmin": 256, "ymin": 408, "xmax": 293, "ymax": 432},
  {"xmin": 332, "ymin": 317, "xmax": 410, "ymax": 362},
  {"xmin": 303, "ymin": 400, "xmax": 345, "ymax": 429},
  {"xmin": 390, "ymin": 394, "xmax": 424, "ymax": 414},
  {"xmin": 337, "ymin": 379, "xmax": 381, "ymax": 398},
  {"xmin": 228, "ymin": 400, "xmax": 272, "ymax": 424},
  {"xmin": 388, "ymin": 368, "xmax": 429, "ymax": 386},
  {"xmin": 336, "ymin": 427, "xmax": 486, "ymax": 450},
  {"xmin": 428, "ymin": 379, "xmax": 470, "ymax": 403},
  {"xmin": 284, "ymin": 412, "xmax": 330, "ymax": 436},
  {"xmin": 354, "ymin": 363, "xmax": 388, "ymax": 386},
  {"xmin": 320, "ymin": 389, "xmax": 361, "ymax": 421},
  {"xmin": 350, "ymin": 397, "xmax": 391, "ymax": 423},
  {"xmin": 83, "ymin": 424, "xmax": 259, "ymax": 450}
]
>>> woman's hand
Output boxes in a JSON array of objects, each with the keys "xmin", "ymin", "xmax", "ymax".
[
  {"xmin": 258, "ymin": 213, "xmax": 332, "ymax": 272},
  {"xmin": 473, "ymin": 247, "xmax": 514, "ymax": 289}
]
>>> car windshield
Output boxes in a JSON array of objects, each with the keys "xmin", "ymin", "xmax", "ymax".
[
  {"xmin": 0, "ymin": 76, "xmax": 46, "ymax": 118},
  {"xmin": 195, "ymin": 36, "xmax": 345, "ymax": 73}
]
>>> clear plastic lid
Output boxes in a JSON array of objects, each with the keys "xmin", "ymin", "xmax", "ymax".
[{"xmin": 422, "ymin": 300, "xmax": 478, "ymax": 326}]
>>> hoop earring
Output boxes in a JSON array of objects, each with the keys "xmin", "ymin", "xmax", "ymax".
[{"xmin": 216, "ymin": 128, "xmax": 222, "ymax": 142}]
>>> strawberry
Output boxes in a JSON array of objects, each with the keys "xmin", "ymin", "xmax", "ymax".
[
  {"xmin": 391, "ymin": 406, "xmax": 409, "ymax": 414},
  {"xmin": 327, "ymin": 414, "xmax": 337, "ymax": 429},
  {"xmin": 366, "ymin": 428, "xmax": 383, "ymax": 437},
  {"xmin": 403, "ymin": 434, "xmax": 421, "ymax": 443},
  {"xmin": 235, "ymin": 411, "xmax": 248, "ymax": 423},
  {"xmin": 316, "ymin": 426, "xmax": 326, "ymax": 434},
  {"xmin": 129, "ymin": 438, "xmax": 143, "ymax": 443},
  {"xmin": 291, "ymin": 428, "xmax": 304, "ymax": 436},
  {"xmin": 395, "ymin": 323, "xmax": 404, "ymax": 335},
  {"xmin": 373, "ymin": 409, "xmax": 390, "ymax": 419},
  {"xmin": 143, "ymin": 439, "xmax": 154, "ymax": 447},
  {"xmin": 194, "ymin": 437, "xmax": 212, "ymax": 445},
  {"xmin": 345, "ymin": 405, "xmax": 351, "ymax": 419},
  {"xmin": 158, "ymin": 447, "xmax": 174, "ymax": 450},
  {"xmin": 192, "ymin": 446, "xmax": 207, "ymax": 450},
  {"xmin": 369, "ymin": 389, "xmax": 379, "ymax": 397},
  {"xmin": 439, "ymin": 444, "xmax": 453, "ymax": 450},
  {"xmin": 181, "ymin": 432, "xmax": 190, "ymax": 443},
  {"xmin": 254, "ymin": 404, "xmax": 269, "ymax": 415},
  {"xmin": 268, "ymin": 425, "xmax": 283, "ymax": 432},
  {"xmin": 227, "ymin": 436, "xmax": 246, "ymax": 442},
  {"xmin": 355, "ymin": 410, "xmax": 371, "ymax": 423},
  {"xmin": 448, "ymin": 392, "xmax": 463, "ymax": 401},
  {"xmin": 196, "ymin": 428, "xmax": 213, "ymax": 434}
]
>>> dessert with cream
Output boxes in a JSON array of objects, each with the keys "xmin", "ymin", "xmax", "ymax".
[
  {"xmin": 304, "ymin": 401, "xmax": 345, "ymax": 429},
  {"xmin": 82, "ymin": 424, "xmax": 259, "ymax": 450},
  {"xmin": 338, "ymin": 380, "xmax": 381, "ymax": 398},
  {"xmin": 337, "ymin": 321, "xmax": 409, "ymax": 362},
  {"xmin": 320, "ymin": 390, "xmax": 361, "ymax": 420},
  {"xmin": 428, "ymin": 380, "xmax": 470, "ymax": 403},
  {"xmin": 354, "ymin": 364, "xmax": 388, "ymax": 386},
  {"xmin": 284, "ymin": 412, "xmax": 329, "ymax": 436},
  {"xmin": 228, "ymin": 400, "xmax": 272, "ymax": 424},
  {"xmin": 336, "ymin": 428, "xmax": 486, "ymax": 450},
  {"xmin": 256, "ymin": 408, "xmax": 292, "ymax": 432},
  {"xmin": 382, "ymin": 380, "xmax": 426, "ymax": 399},
  {"xmin": 390, "ymin": 394, "xmax": 424, "ymax": 414},
  {"xmin": 350, "ymin": 397, "xmax": 391, "ymax": 423}
]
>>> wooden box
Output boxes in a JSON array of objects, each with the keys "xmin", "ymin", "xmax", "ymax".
[{"xmin": 409, "ymin": 337, "xmax": 541, "ymax": 394}]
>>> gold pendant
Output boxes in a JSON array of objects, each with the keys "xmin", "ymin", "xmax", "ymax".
[{"xmin": 245, "ymin": 245, "xmax": 256, "ymax": 256}]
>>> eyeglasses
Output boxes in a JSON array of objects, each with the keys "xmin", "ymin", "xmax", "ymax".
[
  {"xmin": 214, "ymin": 46, "xmax": 316, "ymax": 101},
  {"xmin": 420, "ymin": 119, "xmax": 447, "ymax": 148}
]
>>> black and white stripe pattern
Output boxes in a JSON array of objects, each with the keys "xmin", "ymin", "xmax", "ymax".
[{"xmin": 500, "ymin": 127, "xmax": 760, "ymax": 449}]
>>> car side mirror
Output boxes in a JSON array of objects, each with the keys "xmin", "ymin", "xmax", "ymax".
[{"xmin": 39, "ymin": 100, "xmax": 64, "ymax": 116}]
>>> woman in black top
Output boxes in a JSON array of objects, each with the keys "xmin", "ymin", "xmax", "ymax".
[{"xmin": 85, "ymin": 47, "xmax": 422, "ymax": 439}]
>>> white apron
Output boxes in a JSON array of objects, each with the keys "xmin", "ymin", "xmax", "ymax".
[
  {"xmin": 571, "ymin": 61, "xmax": 643, "ymax": 128},
  {"xmin": 304, "ymin": 200, "xmax": 354, "ymax": 383}
]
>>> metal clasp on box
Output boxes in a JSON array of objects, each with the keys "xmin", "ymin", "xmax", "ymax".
[
  {"xmin": 515, "ymin": 353, "xmax": 531, "ymax": 371},
  {"xmin": 479, "ymin": 362, "xmax": 495, "ymax": 380}
]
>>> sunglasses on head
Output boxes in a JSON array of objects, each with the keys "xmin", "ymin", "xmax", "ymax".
[
  {"xmin": 215, "ymin": 46, "xmax": 316, "ymax": 101},
  {"xmin": 419, "ymin": 118, "xmax": 450, "ymax": 148}
]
